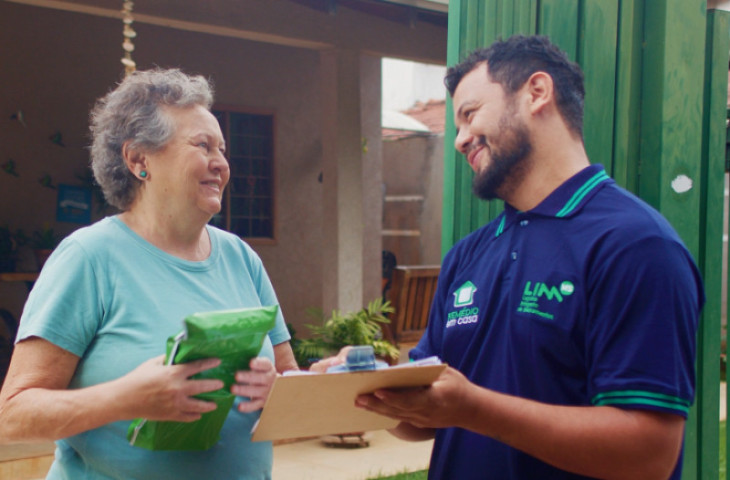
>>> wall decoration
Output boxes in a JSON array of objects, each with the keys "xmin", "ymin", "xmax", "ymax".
[
  {"xmin": 49, "ymin": 131, "xmax": 65, "ymax": 147},
  {"xmin": 121, "ymin": 1, "xmax": 136, "ymax": 76},
  {"xmin": 2, "ymin": 160, "xmax": 19, "ymax": 177},
  {"xmin": 57, "ymin": 184, "xmax": 92, "ymax": 224},
  {"xmin": 38, "ymin": 174, "xmax": 56, "ymax": 189},
  {"xmin": 9, "ymin": 110, "xmax": 26, "ymax": 127}
]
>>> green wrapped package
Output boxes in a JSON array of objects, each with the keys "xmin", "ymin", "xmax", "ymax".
[{"xmin": 127, "ymin": 305, "xmax": 278, "ymax": 451}]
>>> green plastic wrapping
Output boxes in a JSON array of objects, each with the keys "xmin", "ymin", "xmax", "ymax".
[{"xmin": 127, "ymin": 305, "xmax": 278, "ymax": 450}]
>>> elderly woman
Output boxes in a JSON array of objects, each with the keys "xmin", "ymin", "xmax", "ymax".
[{"xmin": 0, "ymin": 68, "xmax": 297, "ymax": 479}]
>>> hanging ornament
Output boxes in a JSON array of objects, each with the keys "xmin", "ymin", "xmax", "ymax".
[
  {"xmin": 49, "ymin": 131, "xmax": 65, "ymax": 147},
  {"xmin": 38, "ymin": 173, "xmax": 56, "ymax": 189},
  {"xmin": 9, "ymin": 110, "xmax": 26, "ymax": 127},
  {"xmin": 2, "ymin": 159, "xmax": 19, "ymax": 177},
  {"xmin": 121, "ymin": 1, "xmax": 136, "ymax": 76}
]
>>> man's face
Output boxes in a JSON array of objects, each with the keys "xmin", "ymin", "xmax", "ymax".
[{"xmin": 452, "ymin": 66, "xmax": 532, "ymax": 200}]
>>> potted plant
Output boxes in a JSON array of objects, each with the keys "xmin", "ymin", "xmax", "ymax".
[
  {"xmin": 294, "ymin": 297, "xmax": 399, "ymax": 368},
  {"xmin": 31, "ymin": 225, "xmax": 61, "ymax": 270},
  {"xmin": 292, "ymin": 297, "xmax": 399, "ymax": 447},
  {"xmin": 0, "ymin": 226, "xmax": 26, "ymax": 273}
]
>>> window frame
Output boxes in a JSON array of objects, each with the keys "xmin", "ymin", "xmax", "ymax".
[{"xmin": 212, "ymin": 104, "xmax": 277, "ymax": 246}]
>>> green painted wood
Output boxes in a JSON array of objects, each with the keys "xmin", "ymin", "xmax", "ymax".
[
  {"xmin": 636, "ymin": 17, "xmax": 706, "ymax": 474},
  {"xmin": 611, "ymin": 0, "xmax": 643, "ymax": 191},
  {"xmin": 455, "ymin": 0, "xmax": 476, "ymax": 242},
  {"xmin": 442, "ymin": 0, "xmax": 541, "ymax": 258},
  {"xmin": 698, "ymin": 12, "xmax": 728, "ymax": 480},
  {"xmin": 577, "ymin": 1, "xmax": 619, "ymax": 173},
  {"xmin": 441, "ymin": 0, "xmax": 461, "ymax": 256},
  {"xmin": 512, "ymin": 0, "xmax": 537, "ymax": 34},
  {"xmin": 444, "ymin": 2, "xmax": 726, "ymax": 480},
  {"xmin": 638, "ymin": 2, "xmax": 706, "ymax": 478},
  {"xmin": 481, "ymin": 0, "xmax": 500, "ymax": 49},
  {"xmin": 537, "ymin": 0, "xmax": 579, "ymax": 61},
  {"xmin": 639, "ymin": 1, "xmax": 705, "ymax": 259}
]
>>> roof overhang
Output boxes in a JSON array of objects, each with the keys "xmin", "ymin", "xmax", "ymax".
[
  {"xmin": 375, "ymin": 0, "xmax": 448, "ymax": 13},
  {"xmin": 4, "ymin": 0, "xmax": 447, "ymax": 63}
]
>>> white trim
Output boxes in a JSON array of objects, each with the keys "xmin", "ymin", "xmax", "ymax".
[
  {"xmin": 384, "ymin": 195, "xmax": 425, "ymax": 202},
  {"xmin": 382, "ymin": 229, "xmax": 421, "ymax": 236},
  {"xmin": 378, "ymin": 0, "xmax": 448, "ymax": 13}
]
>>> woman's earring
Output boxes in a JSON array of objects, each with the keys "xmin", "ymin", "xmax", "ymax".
[{"xmin": 139, "ymin": 170, "xmax": 148, "ymax": 179}]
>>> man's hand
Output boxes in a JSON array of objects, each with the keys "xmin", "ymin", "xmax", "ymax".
[{"xmin": 355, "ymin": 366, "xmax": 472, "ymax": 429}]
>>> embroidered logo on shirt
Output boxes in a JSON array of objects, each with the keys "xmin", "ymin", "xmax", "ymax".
[
  {"xmin": 447, "ymin": 281, "xmax": 479, "ymax": 328},
  {"xmin": 453, "ymin": 281, "xmax": 477, "ymax": 307},
  {"xmin": 446, "ymin": 307, "xmax": 480, "ymax": 328},
  {"xmin": 517, "ymin": 280, "xmax": 574, "ymax": 320}
]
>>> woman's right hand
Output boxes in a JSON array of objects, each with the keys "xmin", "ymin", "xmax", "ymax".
[{"xmin": 117, "ymin": 355, "xmax": 223, "ymax": 422}]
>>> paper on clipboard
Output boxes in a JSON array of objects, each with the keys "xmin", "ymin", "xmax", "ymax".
[{"xmin": 251, "ymin": 360, "xmax": 446, "ymax": 442}]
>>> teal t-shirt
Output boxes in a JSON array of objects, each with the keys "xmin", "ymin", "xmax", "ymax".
[{"xmin": 17, "ymin": 216, "xmax": 290, "ymax": 480}]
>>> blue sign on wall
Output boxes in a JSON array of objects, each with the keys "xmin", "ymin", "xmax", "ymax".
[{"xmin": 56, "ymin": 184, "xmax": 91, "ymax": 224}]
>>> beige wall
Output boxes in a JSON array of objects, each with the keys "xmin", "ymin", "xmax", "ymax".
[
  {"xmin": 382, "ymin": 134, "xmax": 443, "ymax": 266},
  {"xmin": 0, "ymin": 3, "xmax": 321, "ymax": 330},
  {"xmin": 0, "ymin": 0, "xmax": 446, "ymax": 333}
]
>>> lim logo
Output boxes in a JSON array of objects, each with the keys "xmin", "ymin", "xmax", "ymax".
[
  {"xmin": 518, "ymin": 280, "xmax": 575, "ymax": 320},
  {"xmin": 522, "ymin": 280, "xmax": 574, "ymax": 303}
]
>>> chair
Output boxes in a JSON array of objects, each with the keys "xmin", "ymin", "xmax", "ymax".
[
  {"xmin": 381, "ymin": 250, "xmax": 397, "ymax": 300},
  {"xmin": 385, "ymin": 265, "xmax": 440, "ymax": 348}
]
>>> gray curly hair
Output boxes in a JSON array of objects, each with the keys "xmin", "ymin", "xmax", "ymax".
[{"xmin": 89, "ymin": 68, "xmax": 214, "ymax": 210}]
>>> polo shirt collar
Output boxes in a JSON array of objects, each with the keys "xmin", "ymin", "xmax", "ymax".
[{"xmin": 497, "ymin": 164, "xmax": 611, "ymax": 237}]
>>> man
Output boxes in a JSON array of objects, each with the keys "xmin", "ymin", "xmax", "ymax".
[{"xmin": 356, "ymin": 35, "xmax": 704, "ymax": 480}]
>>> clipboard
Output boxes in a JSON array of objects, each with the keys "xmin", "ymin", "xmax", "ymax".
[{"xmin": 251, "ymin": 362, "xmax": 446, "ymax": 442}]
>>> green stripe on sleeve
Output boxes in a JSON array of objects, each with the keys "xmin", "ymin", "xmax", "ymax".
[{"xmin": 591, "ymin": 390, "xmax": 691, "ymax": 414}]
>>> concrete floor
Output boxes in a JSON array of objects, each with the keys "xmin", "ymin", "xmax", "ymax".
[{"xmin": 273, "ymin": 431, "xmax": 432, "ymax": 480}]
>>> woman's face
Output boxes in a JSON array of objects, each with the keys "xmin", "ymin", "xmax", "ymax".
[{"xmin": 145, "ymin": 105, "xmax": 230, "ymax": 221}]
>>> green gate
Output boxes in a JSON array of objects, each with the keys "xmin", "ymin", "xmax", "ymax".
[{"xmin": 442, "ymin": 1, "xmax": 730, "ymax": 479}]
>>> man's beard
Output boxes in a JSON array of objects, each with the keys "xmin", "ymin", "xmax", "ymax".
[{"xmin": 472, "ymin": 112, "xmax": 532, "ymax": 201}]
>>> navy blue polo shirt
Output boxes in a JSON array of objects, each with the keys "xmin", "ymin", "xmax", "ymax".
[{"xmin": 410, "ymin": 164, "xmax": 704, "ymax": 480}]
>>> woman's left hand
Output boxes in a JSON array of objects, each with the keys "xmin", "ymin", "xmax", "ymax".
[{"xmin": 232, "ymin": 357, "xmax": 277, "ymax": 413}]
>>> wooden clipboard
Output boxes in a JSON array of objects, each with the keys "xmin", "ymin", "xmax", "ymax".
[{"xmin": 251, "ymin": 363, "xmax": 446, "ymax": 442}]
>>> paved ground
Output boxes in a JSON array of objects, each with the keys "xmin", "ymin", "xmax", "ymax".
[{"xmin": 273, "ymin": 430, "xmax": 433, "ymax": 480}]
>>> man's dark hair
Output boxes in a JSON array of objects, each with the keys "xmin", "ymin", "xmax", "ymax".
[{"xmin": 444, "ymin": 35, "xmax": 585, "ymax": 137}]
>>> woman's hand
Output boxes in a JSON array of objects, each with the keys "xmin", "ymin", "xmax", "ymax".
[
  {"xmin": 118, "ymin": 354, "xmax": 224, "ymax": 423},
  {"xmin": 232, "ymin": 357, "xmax": 277, "ymax": 413}
]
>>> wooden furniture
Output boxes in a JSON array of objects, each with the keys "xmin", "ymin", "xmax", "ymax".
[
  {"xmin": 385, "ymin": 265, "xmax": 440, "ymax": 347},
  {"xmin": 0, "ymin": 272, "xmax": 39, "ymax": 283}
]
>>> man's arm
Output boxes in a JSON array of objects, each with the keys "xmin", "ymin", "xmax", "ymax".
[{"xmin": 357, "ymin": 366, "xmax": 684, "ymax": 480}]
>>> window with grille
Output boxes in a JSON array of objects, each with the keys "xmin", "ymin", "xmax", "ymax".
[{"xmin": 212, "ymin": 109, "xmax": 275, "ymax": 242}]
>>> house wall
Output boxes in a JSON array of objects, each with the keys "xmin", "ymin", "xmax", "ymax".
[
  {"xmin": 382, "ymin": 134, "xmax": 443, "ymax": 266},
  {"xmin": 0, "ymin": 0, "xmax": 447, "ymax": 339},
  {"xmin": 0, "ymin": 2, "xmax": 323, "ymax": 330}
]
